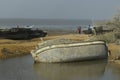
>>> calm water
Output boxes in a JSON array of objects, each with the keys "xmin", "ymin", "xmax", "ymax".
[
  {"xmin": 0, "ymin": 55, "xmax": 120, "ymax": 80},
  {"xmin": 0, "ymin": 19, "xmax": 92, "ymax": 32},
  {"xmin": 0, "ymin": 19, "xmax": 92, "ymax": 25}
]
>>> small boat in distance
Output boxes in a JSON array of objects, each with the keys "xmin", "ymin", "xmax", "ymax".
[{"xmin": 31, "ymin": 39, "xmax": 108, "ymax": 63}]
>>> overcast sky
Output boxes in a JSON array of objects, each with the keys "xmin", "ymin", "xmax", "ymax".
[{"xmin": 0, "ymin": 0, "xmax": 120, "ymax": 20}]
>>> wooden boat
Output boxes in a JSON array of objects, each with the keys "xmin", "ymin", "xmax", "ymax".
[{"xmin": 31, "ymin": 39, "xmax": 108, "ymax": 63}]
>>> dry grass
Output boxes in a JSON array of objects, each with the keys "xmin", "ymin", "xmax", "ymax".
[
  {"xmin": 43, "ymin": 34, "xmax": 89, "ymax": 41},
  {"xmin": 0, "ymin": 39, "xmax": 39, "ymax": 59},
  {"xmin": 87, "ymin": 32, "xmax": 118, "ymax": 43},
  {"xmin": 0, "ymin": 33, "xmax": 119, "ymax": 63},
  {"xmin": 0, "ymin": 34, "xmax": 89, "ymax": 59},
  {"xmin": 108, "ymin": 44, "xmax": 120, "ymax": 59}
]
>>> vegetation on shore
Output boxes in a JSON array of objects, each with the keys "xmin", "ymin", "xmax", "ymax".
[
  {"xmin": 0, "ymin": 33, "xmax": 119, "ymax": 62},
  {"xmin": 88, "ymin": 12, "xmax": 120, "ymax": 64},
  {"xmin": 0, "ymin": 34, "xmax": 89, "ymax": 59},
  {"xmin": 0, "ymin": 33, "xmax": 119, "ymax": 65},
  {"xmin": 0, "ymin": 39, "xmax": 39, "ymax": 59}
]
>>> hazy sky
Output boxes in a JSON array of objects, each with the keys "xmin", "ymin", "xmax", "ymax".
[{"xmin": 0, "ymin": 0, "xmax": 120, "ymax": 20}]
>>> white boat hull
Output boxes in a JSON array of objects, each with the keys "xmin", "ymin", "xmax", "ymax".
[{"xmin": 31, "ymin": 40, "xmax": 108, "ymax": 63}]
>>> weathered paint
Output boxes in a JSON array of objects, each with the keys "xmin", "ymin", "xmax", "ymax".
[{"xmin": 31, "ymin": 40, "xmax": 108, "ymax": 63}]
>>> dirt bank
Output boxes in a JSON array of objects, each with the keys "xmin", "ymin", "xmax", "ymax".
[{"xmin": 108, "ymin": 43, "xmax": 120, "ymax": 64}]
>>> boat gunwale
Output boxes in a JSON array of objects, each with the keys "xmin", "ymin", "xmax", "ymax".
[{"xmin": 32, "ymin": 41, "xmax": 107, "ymax": 55}]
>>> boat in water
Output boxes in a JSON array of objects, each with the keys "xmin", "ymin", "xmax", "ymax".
[{"xmin": 31, "ymin": 39, "xmax": 108, "ymax": 63}]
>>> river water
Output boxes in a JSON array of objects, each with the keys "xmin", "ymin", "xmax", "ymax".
[{"xmin": 0, "ymin": 55, "xmax": 120, "ymax": 80}]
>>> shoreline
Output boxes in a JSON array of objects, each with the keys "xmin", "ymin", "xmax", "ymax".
[
  {"xmin": 0, "ymin": 33, "xmax": 120, "ymax": 64},
  {"xmin": 0, "ymin": 34, "xmax": 88, "ymax": 59}
]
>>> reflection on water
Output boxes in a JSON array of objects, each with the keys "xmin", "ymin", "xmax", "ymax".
[
  {"xmin": 102, "ymin": 63, "xmax": 120, "ymax": 80},
  {"xmin": 0, "ymin": 55, "xmax": 120, "ymax": 80},
  {"xmin": 34, "ymin": 60, "xmax": 107, "ymax": 80},
  {"xmin": 0, "ymin": 55, "xmax": 39, "ymax": 80}
]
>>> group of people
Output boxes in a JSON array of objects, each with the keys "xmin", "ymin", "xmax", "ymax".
[
  {"xmin": 77, "ymin": 25, "xmax": 96, "ymax": 34},
  {"xmin": 77, "ymin": 25, "xmax": 93, "ymax": 34}
]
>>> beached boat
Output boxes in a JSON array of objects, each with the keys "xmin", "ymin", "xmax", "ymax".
[
  {"xmin": 0, "ymin": 27, "xmax": 47, "ymax": 40},
  {"xmin": 31, "ymin": 39, "xmax": 108, "ymax": 63}
]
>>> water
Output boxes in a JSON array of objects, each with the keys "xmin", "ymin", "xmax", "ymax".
[
  {"xmin": 0, "ymin": 19, "xmax": 92, "ymax": 31},
  {"xmin": 0, "ymin": 55, "xmax": 120, "ymax": 80},
  {"xmin": 0, "ymin": 19, "xmax": 92, "ymax": 25}
]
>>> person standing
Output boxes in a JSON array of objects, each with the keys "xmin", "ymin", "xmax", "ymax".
[{"xmin": 77, "ymin": 26, "xmax": 81, "ymax": 34}]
